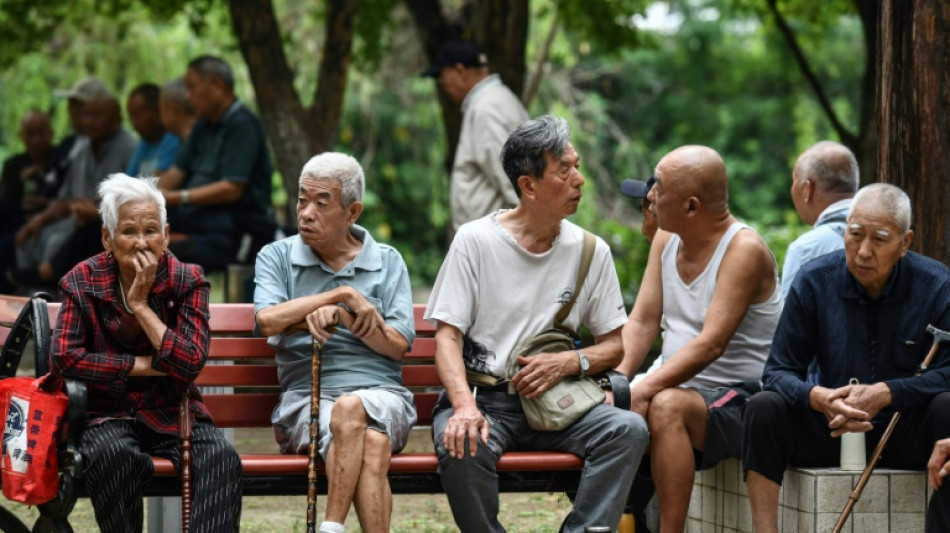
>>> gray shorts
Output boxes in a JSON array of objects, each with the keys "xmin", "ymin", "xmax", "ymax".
[
  {"xmin": 273, "ymin": 385, "xmax": 418, "ymax": 458},
  {"xmin": 694, "ymin": 381, "xmax": 761, "ymax": 470}
]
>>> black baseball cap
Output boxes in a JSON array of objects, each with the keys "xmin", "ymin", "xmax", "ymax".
[
  {"xmin": 620, "ymin": 174, "xmax": 656, "ymax": 199},
  {"xmin": 421, "ymin": 39, "xmax": 488, "ymax": 77}
]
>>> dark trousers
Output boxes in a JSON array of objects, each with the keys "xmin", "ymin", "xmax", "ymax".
[
  {"xmin": 81, "ymin": 420, "xmax": 242, "ymax": 533},
  {"xmin": 743, "ymin": 390, "xmax": 950, "ymax": 533}
]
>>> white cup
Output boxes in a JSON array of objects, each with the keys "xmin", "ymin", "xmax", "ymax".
[{"xmin": 840, "ymin": 431, "xmax": 866, "ymax": 471}]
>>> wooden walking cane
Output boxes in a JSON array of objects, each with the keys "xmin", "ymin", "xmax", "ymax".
[
  {"xmin": 306, "ymin": 337, "xmax": 324, "ymax": 533},
  {"xmin": 180, "ymin": 392, "xmax": 193, "ymax": 533},
  {"xmin": 833, "ymin": 323, "xmax": 950, "ymax": 533}
]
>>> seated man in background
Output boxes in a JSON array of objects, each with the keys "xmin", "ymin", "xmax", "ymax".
[
  {"xmin": 125, "ymin": 82, "xmax": 180, "ymax": 178},
  {"xmin": 426, "ymin": 115, "xmax": 648, "ymax": 533},
  {"xmin": 159, "ymin": 55, "xmax": 274, "ymax": 273},
  {"xmin": 0, "ymin": 110, "xmax": 58, "ymax": 292},
  {"xmin": 743, "ymin": 183, "xmax": 950, "ymax": 533},
  {"xmin": 13, "ymin": 84, "xmax": 136, "ymax": 288},
  {"xmin": 617, "ymin": 145, "xmax": 783, "ymax": 532},
  {"xmin": 254, "ymin": 153, "xmax": 417, "ymax": 533},
  {"xmin": 782, "ymin": 140, "xmax": 858, "ymax": 298},
  {"xmin": 159, "ymin": 77, "xmax": 197, "ymax": 144}
]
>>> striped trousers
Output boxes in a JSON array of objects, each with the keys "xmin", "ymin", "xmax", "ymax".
[{"xmin": 81, "ymin": 419, "xmax": 242, "ymax": 533}]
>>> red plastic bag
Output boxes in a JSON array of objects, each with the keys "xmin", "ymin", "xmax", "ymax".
[{"xmin": 1, "ymin": 374, "xmax": 67, "ymax": 505}]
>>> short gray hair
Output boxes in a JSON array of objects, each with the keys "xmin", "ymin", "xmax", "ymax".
[
  {"xmin": 161, "ymin": 77, "xmax": 194, "ymax": 114},
  {"xmin": 187, "ymin": 55, "xmax": 235, "ymax": 90},
  {"xmin": 850, "ymin": 183, "xmax": 912, "ymax": 233},
  {"xmin": 299, "ymin": 152, "xmax": 365, "ymax": 207},
  {"xmin": 795, "ymin": 141, "xmax": 859, "ymax": 194},
  {"xmin": 501, "ymin": 115, "xmax": 571, "ymax": 197},
  {"xmin": 98, "ymin": 173, "xmax": 167, "ymax": 238}
]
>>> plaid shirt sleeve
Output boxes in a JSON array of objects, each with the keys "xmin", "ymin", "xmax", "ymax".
[
  {"xmin": 51, "ymin": 271, "xmax": 135, "ymax": 393},
  {"xmin": 151, "ymin": 267, "xmax": 210, "ymax": 382}
]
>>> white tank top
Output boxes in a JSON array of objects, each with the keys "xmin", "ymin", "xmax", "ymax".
[{"xmin": 659, "ymin": 222, "xmax": 783, "ymax": 389}]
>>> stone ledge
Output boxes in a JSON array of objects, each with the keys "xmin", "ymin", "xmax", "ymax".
[{"xmin": 684, "ymin": 459, "xmax": 929, "ymax": 533}]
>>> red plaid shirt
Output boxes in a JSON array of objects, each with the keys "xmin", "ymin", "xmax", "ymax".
[{"xmin": 51, "ymin": 251, "xmax": 213, "ymax": 435}]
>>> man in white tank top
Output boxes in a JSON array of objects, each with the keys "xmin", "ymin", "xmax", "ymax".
[{"xmin": 616, "ymin": 145, "xmax": 783, "ymax": 532}]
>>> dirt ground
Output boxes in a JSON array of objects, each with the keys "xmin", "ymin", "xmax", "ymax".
[{"xmin": 2, "ymin": 427, "xmax": 572, "ymax": 532}]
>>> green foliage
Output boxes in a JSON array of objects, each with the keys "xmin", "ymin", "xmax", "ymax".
[{"xmin": 0, "ymin": 0, "xmax": 868, "ymax": 300}]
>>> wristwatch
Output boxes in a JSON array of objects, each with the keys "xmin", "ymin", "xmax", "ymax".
[{"xmin": 575, "ymin": 349, "xmax": 590, "ymax": 378}]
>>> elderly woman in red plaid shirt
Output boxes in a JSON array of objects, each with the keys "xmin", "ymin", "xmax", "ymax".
[{"xmin": 50, "ymin": 173, "xmax": 241, "ymax": 533}]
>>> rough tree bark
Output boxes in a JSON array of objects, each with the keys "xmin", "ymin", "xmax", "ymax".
[
  {"xmin": 877, "ymin": 0, "xmax": 950, "ymax": 264},
  {"xmin": 405, "ymin": 0, "xmax": 529, "ymax": 172},
  {"xmin": 228, "ymin": 0, "xmax": 357, "ymax": 222}
]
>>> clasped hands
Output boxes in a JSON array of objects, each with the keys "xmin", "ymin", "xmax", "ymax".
[
  {"xmin": 810, "ymin": 382, "xmax": 892, "ymax": 437},
  {"xmin": 287, "ymin": 290, "xmax": 389, "ymax": 344}
]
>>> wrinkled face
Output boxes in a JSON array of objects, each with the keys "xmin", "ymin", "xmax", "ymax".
[
  {"xmin": 20, "ymin": 115, "xmax": 53, "ymax": 162},
  {"xmin": 844, "ymin": 204, "xmax": 912, "ymax": 298},
  {"xmin": 102, "ymin": 200, "xmax": 168, "ymax": 277},
  {"xmin": 184, "ymin": 68, "xmax": 220, "ymax": 120},
  {"xmin": 530, "ymin": 143, "xmax": 585, "ymax": 218},
  {"xmin": 438, "ymin": 65, "xmax": 469, "ymax": 104},
  {"xmin": 296, "ymin": 177, "xmax": 362, "ymax": 251},
  {"xmin": 641, "ymin": 198, "xmax": 658, "ymax": 243},
  {"xmin": 127, "ymin": 94, "xmax": 163, "ymax": 142},
  {"xmin": 83, "ymin": 98, "xmax": 119, "ymax": 144}
]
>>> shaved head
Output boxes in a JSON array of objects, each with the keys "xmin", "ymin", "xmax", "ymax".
[{"xmin": 655, "ymin": 145, "xmax": 728, "ymax": 215}]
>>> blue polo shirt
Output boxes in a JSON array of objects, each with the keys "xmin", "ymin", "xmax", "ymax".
[
  {"xmin": 764, "ymin": 250, "xmax": 950, "ymax": 422},
  {"xmin": 253, "ymin": 225, "xmax": 415, "ymax": 391},
  {"xmin": 126, "ymin": 133, "xmax": 180, "ymax": 177}
]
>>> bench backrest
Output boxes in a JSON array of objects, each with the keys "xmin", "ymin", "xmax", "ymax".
[{"xmin": 0, "ymin": 296, "xmax": 441, "ymax": 427}]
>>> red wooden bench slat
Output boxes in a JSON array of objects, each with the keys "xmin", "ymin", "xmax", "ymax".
[
  {"xmin": 209, "ymin": 337, "xmax": 273, "ymax": 358},
  {"xmin": 195, "ymin": 365, "xmax": 278, "ymax": 386},
  {"xmin": 202, "ymin": 393, "xmax": 278, "ymax": 428}
]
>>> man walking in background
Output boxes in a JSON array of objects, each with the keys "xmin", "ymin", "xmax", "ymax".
[{"xmin": 423, "ymin": 39, "xmax": 529, "ymax": 232}]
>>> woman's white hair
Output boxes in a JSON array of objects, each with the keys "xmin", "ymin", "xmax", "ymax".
[
  {"xmin": 298, "ymin": 152, "xmax": 365, "ymax": 207},
  {"xmin": 98, "ymin": 173, "xmax": 167, "ymax": 238}
]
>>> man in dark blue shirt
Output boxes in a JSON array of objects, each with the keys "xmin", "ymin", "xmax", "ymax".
[
  {"xmin": 742, "ymin": 183, "xmax": 950, "ymax": 533},
  {"xmin": 158, "ymin": 55, "xmax": 274, "ymax": 273}
]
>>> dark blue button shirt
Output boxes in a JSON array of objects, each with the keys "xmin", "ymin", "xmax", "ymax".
[{"xmin": 763, "ymin": 250, "xmax": 950, "ymax": 422}]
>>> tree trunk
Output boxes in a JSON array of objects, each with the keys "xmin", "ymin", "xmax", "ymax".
[
  {"xmin": 228, "ymin": 0, "xmax": 356, "ymax": 224},
  {"xmin": 854, "ymin": 0, "xmax": 879, "ymax": 185},
  {"xmin": 877, "ymin": 0, "xmax": 950, "ymax": 264}
]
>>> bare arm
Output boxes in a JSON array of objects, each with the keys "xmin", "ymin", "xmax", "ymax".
[
  {"xmin": 435, "ymin": 322, "xmax": 489, "ymax": 459},
  {"xmin": 165, "ymin": 180, "xmax": 245, "ymax": 207},
  {"xmin": 158, "ymin": 166, "xmax": 186, "ymax": 190},
  {"xmin": 617, "ymin": 230, "xmax": 668, "ymax": 377},
  {"xmin": 256, "ymin": 285, "xmax": 373, "ymax": 337},
  {"xmin": 633, "ymin": 231, "xmax": 777, "ymax": 406},
  {"xmin": 301, "ymin": 304, "xmax": 407, "ymax": 361}
]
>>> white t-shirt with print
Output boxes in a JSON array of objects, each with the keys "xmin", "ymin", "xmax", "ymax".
[{"xmin": 425, "ymin": 211, "xmax": 628, "ymax": 378}]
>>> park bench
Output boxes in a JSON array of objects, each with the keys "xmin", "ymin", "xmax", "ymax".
[{"xmin": 0, "ymin": 295, "xmax": 590, "ymax": 532}]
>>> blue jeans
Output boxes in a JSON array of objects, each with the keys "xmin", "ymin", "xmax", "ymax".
[{"xmin": 432, "ymin": 389, "xmax": 648, "ymax": 533}]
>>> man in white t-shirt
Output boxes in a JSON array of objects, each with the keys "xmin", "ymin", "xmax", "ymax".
[
  {"xmin": 617, "ymin": 145, "xmax": 783, "ymax": 532},
  {"xmin": 425, "ymin": 115, "xmax": 648, "ymax": 533}
]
